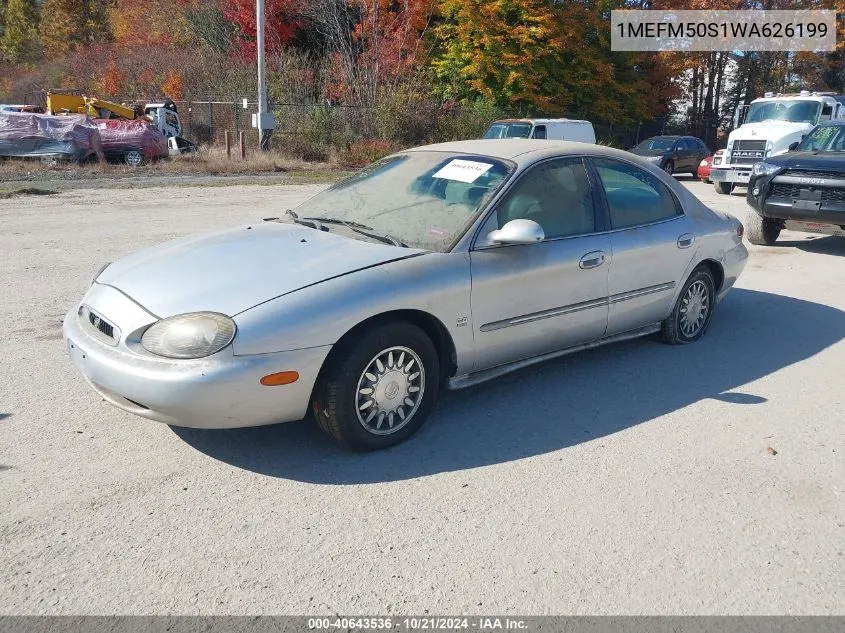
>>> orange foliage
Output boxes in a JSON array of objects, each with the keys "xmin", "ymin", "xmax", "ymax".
[
  {"xmin": 97, "ymin": 63, "xmax": 126, "ymax": 97},
  {"xmin": 162, "ymin": 70, "xmax": 184, "ymax": 100}
]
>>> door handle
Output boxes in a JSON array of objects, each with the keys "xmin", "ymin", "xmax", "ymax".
[
  {"xmin": 579, "ymin": 251, "xmax": 606, "ymax": 269},
  {"xmin": 677, "ymin": 233, "xmax": 695, "ymax": 249}
]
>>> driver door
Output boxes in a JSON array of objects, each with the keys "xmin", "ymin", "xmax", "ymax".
[{"xmin": 468, "ymin": 157, "xmax": 611, "ymax": 372}]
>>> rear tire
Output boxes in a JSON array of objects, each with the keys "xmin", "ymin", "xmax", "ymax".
[
  {"xmin": 312, "ymin": 322, "xmax": 440, "ymax": 451},
  {"xmin": 714, "ymin": 181, "xmax": 733, "ymax": 194},
  {"xmin": 663, "ymin": 161, "xmax": 674, "ymax": 175},
  {"xmin": 745, "ymin": 210, "xmax": 781, "ymax": 245},
  {"xmin": 661, "ymin": 266, "xmax": 716, "ymax": 345}
]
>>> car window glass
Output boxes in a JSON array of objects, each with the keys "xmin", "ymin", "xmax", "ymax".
[
  {"xmin": 532, "ymin": 125, "xmax": 547, "ymax": 139},
  {"xmin": 593, "ymin": 158, "xmax": 680, "ymax": 229},
  {"xmin": 495, "ymin": 158, "xmax": 596, "ymax": 239}
]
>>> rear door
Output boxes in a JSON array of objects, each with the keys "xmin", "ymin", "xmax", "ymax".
[{"xmin": 589, "ymin": 157, "xmax": 699, "ymax": 335}]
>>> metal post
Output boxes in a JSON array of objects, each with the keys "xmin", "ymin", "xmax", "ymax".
[
  {"xmin": 256, "ymin": 0, "xmax": 270, "ymax": 152},
  {"xmin": 225, "ymin": 131, "xmax": 231, "ymax": 158},
  {"xmin": 239, "ymin": 131, "xmax": 246, "ymax": 159}
]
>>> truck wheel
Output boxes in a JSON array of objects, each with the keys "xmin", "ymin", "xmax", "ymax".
[
  {"xmin": 745, "ymin": 211, "xmax": 781, "ymax": 245},
  {"xmin": 714, "ymin": 181, "xmax": 733, "ymax": 194},
  {"xmin": 312, "ymin": 322, "xmax": 440, "ymax": 451},
  {"xmin": 663, "ymin": 161, "xmax": 674, "ymax": 175}
]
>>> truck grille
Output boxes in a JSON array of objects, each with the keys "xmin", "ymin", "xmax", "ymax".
[
  {"xmin": 783, "ymin": 169, "xmax": 845, "ymax": 180},
  {"xmin": 730, "ymin": 140, "xmax": 767, "ymax": 164},
  {"xmin": 771, "ymin": 183, "xmax": 845, "ymax": 202}
]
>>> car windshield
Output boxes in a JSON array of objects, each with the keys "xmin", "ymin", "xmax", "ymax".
[
  {"xmin": 291, "ymin": 151, "xmax": 514, "ymax": 252},
  {"xmin": 746, "ymin": 100, "xmax": 821, "ymax": 124},
  {"xmin": 797, "ymin": 125, "xmax": 845, "ymax": 152},
  {"xmin": 634, "ymin": 137, "xmax": 675, "ymax": 152},
  {"xmin": 483, "ymin": 123, "xmax": 533, "ymax": 139}
]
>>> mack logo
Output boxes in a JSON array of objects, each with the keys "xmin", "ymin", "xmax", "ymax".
[
  {"xmin": 799, "ymin": 177, "xmax": 826, "ymax": 185},
  {"xmin": 735, "ymin": 151, "xmax": 764, "ymax": 158}
]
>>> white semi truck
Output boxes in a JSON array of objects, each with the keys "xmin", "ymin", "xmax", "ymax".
[{"xmin": 709, "ymin": 91, "xmax": 845, "ymax": 194}]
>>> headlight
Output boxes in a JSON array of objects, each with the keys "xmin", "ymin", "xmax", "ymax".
[
  {"xmin": 752, "ymin": 161, "xmax": 781, "ymax": 177},
  {"xmin": 141, "ymin": 312, "xmax": 236, "ymax": 359},
  {"xmin": 91, "ymin": 262, "xmax": 111, "ymax": 286},
  {"xmin": 699, "ymin": 159, "xmax": 708, "ymax": 166},
  {"xmin": 647, "ymin": 155, "xmax": 663, "ymax": 161}
]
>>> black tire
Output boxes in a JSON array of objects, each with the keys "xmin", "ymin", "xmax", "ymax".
[
  {"xmin": 660, "ymin": 266, "xmax": 716, "ymax": 345},
  {"xmin": 312, "ymin": 321, "xmax": 440, "ymax": 451},
  {"xmin": 745, "ymin": 210, "xmax": 781, "ymax": 245},
  {"xmin": 663, "ymin": 160, "xmax": 674, "ymax": 175},
  {"xmin": 125, "ymin": 150, "xmax": 145, "ymax": 167},
  {"xmin": 714, "ymin": 181, "xmax": 733, "ymax": 194}
]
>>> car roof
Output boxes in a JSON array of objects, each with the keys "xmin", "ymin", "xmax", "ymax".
[
  {"xmin": 491, "ymin": 118, "xmax": 592, "ymax": 125},
  {"xmin": 403, "ymin": 139, "xmax": 635, "ymax": 167}
]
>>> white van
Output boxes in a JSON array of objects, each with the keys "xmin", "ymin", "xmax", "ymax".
[{"xmin": 482, "ymin": 118, "xmax": 596, "ymax": 143}]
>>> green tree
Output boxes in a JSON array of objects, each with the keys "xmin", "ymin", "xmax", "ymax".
[{"xmin": 1, "ymin": 0, "xmax": 40, "ymax": 62}]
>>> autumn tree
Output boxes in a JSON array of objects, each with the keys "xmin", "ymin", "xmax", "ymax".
[
  {"xmin": 39, "ymin": 0, "xmax": 110, "ymax": 57},
  {"xmin": 1, "ymin": 0, "xmax": 40, "ymax": 62},
  {"xmin": 223, "ymin": 0, "xmax": 302, "ymax": 61},
  {"xmin": 432, "ymin": 0, "xmax": 563, "ymax": 111}
]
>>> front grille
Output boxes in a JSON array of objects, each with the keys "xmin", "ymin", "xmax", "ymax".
[
  {"xmin": 89, "ymin": 311, "xmax": 114, "ymax": 338},
  {"xmin": 729, "ymin": 140, "xmax": 767, "ymax": 164},
  {"xmin": 734, "ymin": 140, "xmax": 767, "ymax": 151},
  {"xmin": 79, "ymin": 305, "xmax": 119, "ymax": 344},
  {"xmin": 770, "ymin": 183, "xmax": 845, "ymax": 202},
  {"xmin": 783, "ymin": 169, "xmax": 845, "ymax": 180}
]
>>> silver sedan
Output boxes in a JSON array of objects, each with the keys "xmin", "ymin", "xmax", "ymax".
[{"xmin": 63, "ymin": 140, "xmax": 749, "ymax": 450}]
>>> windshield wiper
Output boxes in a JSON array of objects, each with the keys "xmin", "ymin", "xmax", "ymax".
[
  {"xmin": 284, "ymin": 210, "xmax": 326, "ymax": 231},
  {"xmin": 298, "ymin": 216, "xmax": 407, "ymax": 247}
]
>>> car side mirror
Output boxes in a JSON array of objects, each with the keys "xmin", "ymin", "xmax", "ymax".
[
  {"xmin": 487, "ymin": 219, "xmax": 545, "ymax": 245},
  {"xmin": 788, "ymin": 141, "xmax": 800, "ymax": 151}
]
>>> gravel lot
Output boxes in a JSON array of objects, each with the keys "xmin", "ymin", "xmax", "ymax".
[{"xmin": 1, "ymin": 178, "xmax": 843, "ymax": 615}]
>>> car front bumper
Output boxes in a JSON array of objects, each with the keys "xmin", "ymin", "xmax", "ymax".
[
  {"xmin": 63, "ymin": 305, "xmax": 331, "ymax": 429},
  {"xmin": 761, "ymin": 198, "xmax": 845, "ymax": 226}
]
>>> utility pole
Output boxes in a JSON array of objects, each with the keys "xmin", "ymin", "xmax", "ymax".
[{"xmin": 255, "ymin": 0, "xmax": 274, "ymax": 151}]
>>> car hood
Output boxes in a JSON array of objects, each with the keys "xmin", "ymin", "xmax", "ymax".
[
  {"xmin": 765, "ymin": 151, "xmax": 845, "ymax": 171},
  {"xmin": 97, "ymin": 221, "xmax": 425, "ymax": 317}
]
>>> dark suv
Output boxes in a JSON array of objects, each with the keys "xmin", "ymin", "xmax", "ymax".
[
  {"xmin": 629, "ymin": 135, "xmax": 709, "ymax": 177},
  {"xmin": 746, "ymin": 122, "xmax": 845, "ymax": 245}
]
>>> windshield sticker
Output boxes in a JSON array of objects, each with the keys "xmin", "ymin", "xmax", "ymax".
[
  {"xmin": 428, "ymin": 227, "xmax": 449, "ymax": 237},
  {"xmin": 433, "ymin": 159, "xmax": 493, "ymax": 183}
]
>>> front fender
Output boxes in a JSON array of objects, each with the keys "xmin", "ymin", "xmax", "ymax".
[{"xmin": 232, "ymin": 252, "xmax": 475, "ymax": 375}]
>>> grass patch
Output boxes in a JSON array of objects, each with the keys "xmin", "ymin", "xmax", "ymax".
[{"xmin": 0, "ymin": 186, "xmax": 59, "ymax": 199}]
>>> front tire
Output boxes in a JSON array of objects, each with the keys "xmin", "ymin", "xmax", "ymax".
[
  {"xmin": 745, "ymin": 211, "xmax": 781, "ymax": 245},
  {"xmin": 661, "ymin": 267, "xmax": 716, "ymax": 345},
  {"xmin": 312, "ymin": 322, "xmax": 440, "ymax": 451},
  {"xmin": 714, "ymin": 181, "xmax": 733, "ymax": 194},
  {"xmin": 125, "ymin": 150, "xmax": 144, "ymax": 167}
]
